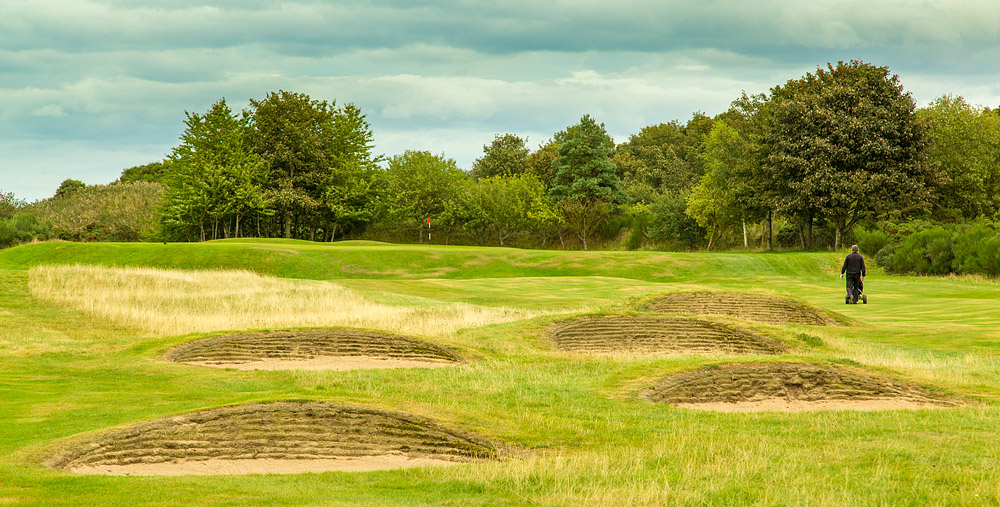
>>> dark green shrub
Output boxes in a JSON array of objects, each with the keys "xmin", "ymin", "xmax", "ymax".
[
  {"xmin": 875, "ymin": 244, "xmax": 895, "ymax": 268},
  {"xmin": 889, "ymin": 227, "xmax": 954, "ymax": 275},
  {"xmin": 647, "ymin": 192, "xmax": 704, "ymax": 249},
  {"xmin": 626, "ymin": 214, "xmax": 647, "ymax": 250},
  {"xmin": 0, "ymin": 213, "xmax": 53, "ymax": 248},
  {"xmin": 854, "ymin": 226, "xmax": 888, "ymax": 256},
  {"xmin": 952, "ymin": 222, "xmax": 1000, "ymax": 276}
]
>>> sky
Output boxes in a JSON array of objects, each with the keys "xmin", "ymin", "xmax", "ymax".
[{"xmin": 2, "ymin": 0, "xmax": 999, "ymax": 201}]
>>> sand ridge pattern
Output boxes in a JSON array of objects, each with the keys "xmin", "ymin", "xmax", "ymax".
[
  {"xmin": 547, "ymin": 315, "xmax": 788, "ymax": 355},
  {"xmin": 648, "ymin": 292, "xmax": 839, "ymax": 326},
  {"xmin": 51, "ymin": 402, "xmax": 503, "ymax": 475},
  {"xmin": 166, "ymin": 328, "xmax": 463, "ymax": 370},
  {"xmin": 644, "ymin": 362, "xmax": 962, "ymax": 412}
]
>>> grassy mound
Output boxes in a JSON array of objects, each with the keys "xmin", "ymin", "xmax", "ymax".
[
  {"xmin": 648, "ymin": 292, "xmax": 840, "ymax": 326},
  {"xmin": 50, "ymin": 402, "xmax": 502, "ymax": 473},
  {"xmin": 166, "ymin": 328, "xmax": 463, "ymax": 367},
  {"xmin": 547, "ymin": 315, "xmax": 788, "ymax": 355},
  {"xmin": 644, "ymin": 362, "xmax": 962, "ymax": 410}
]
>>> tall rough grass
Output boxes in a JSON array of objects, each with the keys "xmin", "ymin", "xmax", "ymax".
[{"xmin": 29, "ymin": 265, "xmax": 543, "ymax": 337}]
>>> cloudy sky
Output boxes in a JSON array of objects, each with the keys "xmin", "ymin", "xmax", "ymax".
[{"xmin": 2, "ymin": 0, "xmax": 999, "ymax": 201}]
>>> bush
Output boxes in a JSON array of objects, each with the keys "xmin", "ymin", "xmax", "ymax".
[
  {"xmin": 854, "ymin": 226, "xmax": 888, "ymax": 256},
  {"xmin": 875, "ymin": 244, "xmax": 895, "ymax": 268},
  {"xmin": 647, "ymin": 192, "xmax": 704, "ymax": 249},
  {"xmin": 0, "ymin": 213, "xmax": 53, "ymax": 248},
  {"xmin": 889, "ymin": 227, "xmax": 954, "ymax": 275},
  {"xmin": 626, "ymin": 214, "xmax": 646, "ymax": 250},
  {"xmin": 30, "ymin": 181, "xmax": 164, "ymax": 242},
  {"xmin": 952, "ymin": 222, "xmax": 1000, "ymax": 276},
  {"xmin": 0, "ymin": 190, "xmax": 26, "ymax": 220}
]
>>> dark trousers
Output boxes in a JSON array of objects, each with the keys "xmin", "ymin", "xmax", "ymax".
[{"xmin": 846, "ymin": 274, "xmax": 862, "ymax": 301}]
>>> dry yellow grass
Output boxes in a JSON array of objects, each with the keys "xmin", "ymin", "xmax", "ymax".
[{"xmin": 29, "ymin": 264, "xmax": 545, "ymax": 337}]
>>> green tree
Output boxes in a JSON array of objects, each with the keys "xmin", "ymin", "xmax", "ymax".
[
  {"xmin": 120, "ymin": 161, "xmax": 170, "ymax": 184},
  {"xmin": 162, "ymin": 98, "xmax": 269, "ymax": 241},
  {"xmin": 526, "ymin": 140, "xmax": 559, "ymax": 188},
  {"xmin": 460, "ymin": 174, "xmax": 548, "ymax": 246},
  {"xmin": 559, "ymin": 198, "xmax": 613, "ymax": 250},
  {"xmin": 918, "ymin": 95, "xmax": 1000, "ymax": 219},
  {"xmin": 471, "ymin": 133, "xmax": 530, "ymax": 180},
  {"xmin": 249, "ymin": 91, "xmax": 376, "ymax": 240},
  {"xmin": 0, "ymin": 190, "xmax": 26, "ymax": 220},
  {"xmin": 380, "ymin": 151, "xmax": 467, "ymax": 243},
  {"xmin": 648, "ymin": 191, "xmax": 704, "ymax": 249},
  {"xmin": 549, "ymin": 115, "xmax": 622, "ymax": 204},
  {"xmin": 765, "ymin": 60, "xmax": 930, "ymax": 248},
  {"xmin": 54, "ymin": 179, "xmax": 86, "ymax": 199},
  {"xmin": 615, "ymin": 113, "xmax": 714, "ymax": 195},
  {"xmin": 687, "ymin": 121, "xmax": 759, "ymax": 250},
  {"xmin": 548, "ymin": 115, "xmax": 623, "ymax": 249}
]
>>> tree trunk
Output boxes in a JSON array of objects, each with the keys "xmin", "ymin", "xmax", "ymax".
[
  {"xmin": 283, "ymin": 213, "xmax": 291, "ymax": 239},
  {"xmin": 806, "ymin": 214, "xmax": 813, "ymax": 249},
  {"xmin": 742, "ymin": 220, "xmax": 748, "ymax": 249},
  {"xmin": 707, "ymin": 223, "xmax": 717, "ymax": 251},
  {"xmin": 767, "ymin": 210, "xmax": 773, "ymax": 251}
]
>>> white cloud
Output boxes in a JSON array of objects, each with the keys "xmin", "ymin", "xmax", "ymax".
[
  {"xmin": 30, "ymin": 104, "xmax": 67, "ymax": 117},
  {"xmin": 1, "ymin": 1, "xmax": 999, "ymax": 202}
]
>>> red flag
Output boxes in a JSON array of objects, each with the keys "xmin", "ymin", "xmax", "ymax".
[{"xmin": 426, "ymin": 217, "xmax": 431, "ymax": 226}]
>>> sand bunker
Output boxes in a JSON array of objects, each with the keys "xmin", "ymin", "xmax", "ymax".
[
  {"xmin": 51, "ymin": 402, "xmax": 502, "ymax": 476},
  {"xmin": 547, "ymin": 315, "xmax": 788, "ymax": 355},
  {"xmin": 648, "ymin": 292, "xmax": 839, "ymax": 326},
  {"xmin": 166, "ymin": 328, "xmax": 463, "ymax": 370},
  {"xmin": 644, "ymin": 362, "xmax": 962, "ymax": 412}
]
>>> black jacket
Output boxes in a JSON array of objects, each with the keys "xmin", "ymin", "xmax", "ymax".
[{"xmin": 841, "ymin": 252, "xmax": 866, "ymax": 276}]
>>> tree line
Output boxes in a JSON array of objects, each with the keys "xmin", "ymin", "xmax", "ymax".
[{"xmin": 4, "ymin": 60, "xmax": 1000, "ymax": 270}]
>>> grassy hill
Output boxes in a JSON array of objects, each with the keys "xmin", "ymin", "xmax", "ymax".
[{"xmin": 1, "ymin": 239, "xmax": 999, "ymax": 505}]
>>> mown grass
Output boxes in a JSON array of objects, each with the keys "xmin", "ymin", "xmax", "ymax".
[{"xmin": 2, "ymin": 239, "xmax": 1000, "ymax": 505}]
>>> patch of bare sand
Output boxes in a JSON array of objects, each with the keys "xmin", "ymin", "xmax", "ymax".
[
  {"xmin": 674, "ymin": 398, "xmax": 949, "ymax": 413},
  {"xmin": 69, "ymin": 455, "xmax": 462, "ymax": 476},
  {"xmin": 189, "ymin": 355, "xmax": 458, "ymax": 371}
]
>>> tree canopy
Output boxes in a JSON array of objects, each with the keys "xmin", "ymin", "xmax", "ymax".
[
  {"xmin": 764, "ymin": 60, "xmax": 930, "ymax": 248},
  {"xmin": 471, "ymin": 133, "xmax": 530, "ymax": 180}
]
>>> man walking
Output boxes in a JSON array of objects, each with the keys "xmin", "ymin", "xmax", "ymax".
[{"xmin": 840, "ymin": 244, "xmax": 866, "ymax": 304}]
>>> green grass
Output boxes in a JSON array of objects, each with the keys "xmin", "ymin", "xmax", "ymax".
[{"xmin": 2, "ymin": 239, "xmax": 1000, "ymax": 505}]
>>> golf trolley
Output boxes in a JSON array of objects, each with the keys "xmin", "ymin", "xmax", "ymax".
[{"xmin": 846, "ymin": 279, "xmax": 867, "ymax": 305}]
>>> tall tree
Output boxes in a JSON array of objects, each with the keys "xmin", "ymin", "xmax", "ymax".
[
  {"xmin": 471, "ymin": 133, "xmax": 530, "ymax": 180},
  {"xmin": 918, "ymin": 95, "xmax": 1000, "ymax": 220},
  {"xmin": 614, "ymin": 113, "xmax": 714, "ymax": 195},
  {"xmin": 548, "ymin": 114, "xmax": 623, "ymax": 249},
  {"xmin": 526, "ymin": 140, "xmax": 559, "ymax": 188},
  {"xmin": 764, "ymin": 60, "xmax": 930, "ymax": 248},
  {"xmin": 459, "ymin": 174, "xmax": 548, "ymax": 246},
  {"xmin": 380, "ymin": 150, "xmax": 467, "ymax": 243},
  {"xmin": 249, "ymin": 90, "xmax": 376, "ymax": 240},
  {"xmin": 162, "ymin": 98, "xmax": 268, "ymax": 241},
  {"xmin": 549, "ymin": 114, "xmax": 623, "ymax": 204},
  {"xmin": 687, "ymin": 121, "xmax": 758, "ymax": 250}
]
